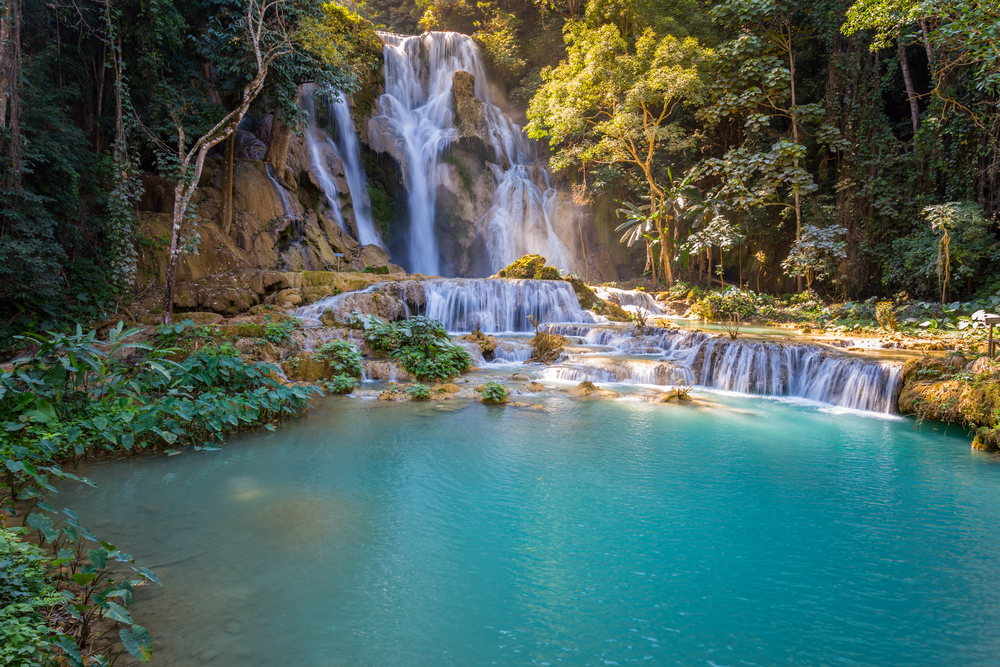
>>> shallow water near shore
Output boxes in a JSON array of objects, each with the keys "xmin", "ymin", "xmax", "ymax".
[{"xmin": 58, "ymin": 394, "xmax": 1000, "ymax": 667}]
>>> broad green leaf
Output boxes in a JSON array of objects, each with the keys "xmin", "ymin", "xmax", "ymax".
[{"xmin": 103, "ymin": 600, "xmax": 133, "ymax": 624}]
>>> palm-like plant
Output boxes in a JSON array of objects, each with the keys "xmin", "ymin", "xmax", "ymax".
[{"xmin": 615, "ymin": 201, "xmax": 661, "ymax": 284}]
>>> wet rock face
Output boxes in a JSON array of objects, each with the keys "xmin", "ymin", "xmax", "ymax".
[{"xmin": 461, "ymin": 330, "xmax": 497, "ymax": 361}]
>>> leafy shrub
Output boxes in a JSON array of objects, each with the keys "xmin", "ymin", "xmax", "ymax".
[
  {"xmin": 695, "ymin": 287, "xmax": 758, "ymax": 321},
  {"xmin": 477, "ymin": 381, "xmax": 508, "ymax": 404},
  {"xmin": 363, "ymin": 265, "xmax": 390, "ymax": 275},
  {"xmin": 264, "ymin": 320, "xmax": 298, "ymax": 344},
  {"xmin": 352, "ymin": 315, "xmax": 472, "ymax": 381},
  {"xmin": 406, "ymin": 383, "xmax": 431, "ymax": 400},
  {"xmin": 0, "ymin": 323, "xmax": 316, "ymax": 512},
  {"xmin": 322, "ymin": 375, "xmax": 359, "ymax": 394},
  {"xmin": 0, "ymin": 527, "xmax": 64, "ymax": 667},
  {"xmin": 315, "ymin": 340, "xmax": 364, "ymax": 377},
  {"xmin": 392, "ymin": 344, "xmax": 471, "ymax": 381}
]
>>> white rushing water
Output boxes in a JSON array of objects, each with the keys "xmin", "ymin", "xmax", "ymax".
[
  {"xmin": 265, "ymin": 164, "xmax": 293, "ymax": 216},
  {"xmin": 547, "ymin": 323, "xmax": 902, "ymax": 413},
  {"xmin": 302, "ymin": 89, "xmax": 347, "ymax": 233},
  {"xmin": 593, "ymin": 287, "xmax": 670, "ymax": 317},
  {"xmin": 301, "ymin": 86, "xmax": 384, "ymax": 247},
  {"xmin": 373, "ymin": 31, "xmax": 578, "ymax": 276},
  {"xmin": 422, "ymin": 278, "xmax": 599, "ymax": 333},
  {"xmin": 328, "ymin": 98, "xmax": 383, "ymax": 247}
]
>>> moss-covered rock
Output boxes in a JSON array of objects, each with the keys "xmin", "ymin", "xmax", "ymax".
[
  {"xmin": 496, "ymin": 254, "xmax": 547, "ymax": 279},
  {"xmin": 897, "ymin": 357, "xmax": 1000, "ymax": 430},
  {"xmin": 566, "ymin": 276, "xmax": 600, "ymax": 309},
  {"xmin": 972, "ymin": 427, "xmax": 1000, "ymax": 452},
  {"xmin": 281, "ymin": 352, "xmax": 334, "ymax": 382}
]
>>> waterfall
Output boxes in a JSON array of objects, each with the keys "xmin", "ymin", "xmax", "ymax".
[
  {"xmin": 542, "ymin": 323, "xmax": 902, "ymax": 413},
  {"xmin": 421, "ymin": 278, "xmax": 598, "ymax": 333},
  {"xmin": 328, "ymin": 98, "xmax": 383, "ymax": 248},
  {"xmin": 694, "ymin": 340, "xmax": 902, "ymax": 413},
  {"xmin": 265, "ymin": 164, "xmax": 293, "ymax": 216},
  {"xmin": 593, "ymin": 287, "xmax": 669, "ymax": 317},
  {"xmin": 302, "ymin": 89, "xmax": 347, "ymax": 233},
  {"xmin": 373, "ymin": 31, "xmax": 580, "ymax": 276}
]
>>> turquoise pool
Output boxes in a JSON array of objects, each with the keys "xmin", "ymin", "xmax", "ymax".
[{"xmin": 58, "ymin": 394, "xmax": 999, "ymax": 666}]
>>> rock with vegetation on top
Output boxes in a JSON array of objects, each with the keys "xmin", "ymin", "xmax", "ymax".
[
  {"xmin": 461, "ymin": 330, "xmax": 497, "ymax": 360},
  {"xmin": 528, "ymin": 330, "xmax": 569, "ymax": 364},
  {"xmin": 897, "ymin": 357, "xmax": 1000, "ymax": 429},
  {"xmin": 495, "ymin": 254, "xmax": 548, "ymax": 279},
  {"xmin": 973, "ymin": 427, "xmax": 1000, "ymax": 452}
]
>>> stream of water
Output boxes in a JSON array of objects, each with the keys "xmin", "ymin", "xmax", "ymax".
[{"xmin": 58, "ymin": 396, "xmax": 995, "ymax": 666}]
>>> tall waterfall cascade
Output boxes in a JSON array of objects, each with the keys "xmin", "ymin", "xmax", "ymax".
[
  {"xmin": 370, "ymin": 31, "xmax": 582, "ymax": 276},
  {"xmin": 301, "ymin": 85, "xmax": 385, "ymax": 248}
]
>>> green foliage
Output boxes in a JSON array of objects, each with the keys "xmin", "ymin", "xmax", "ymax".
[
  {"xmin": 0, "ymin": 528, "xmax": 65, "ymax": 667},
  {"xmin": 0, "ymin": 323, "xmax": 316, "ymax": 514},
  {"xmin": 321, "ymin": 375, "xmax": 360, "ymax": 394},
  {"xmin": 695, "ymin": 287, "xmax": 759, "ymax": 321},
  {"xmin": 887, "ymin": 202, "xmax": 998, "ymax": 300},
  {"xmin": 780, "ymin": 223, "xmax": 848, "ymax": 289},
  {"xmin": 473, "ymin": 6, "xmax": 526, "ymax": 78},
  {"xmin": 476, "ymin": 380, "xmax": 508, "ymax": 404},
  {"xmin": 264, "ymin": 320, "xmax": 298, "ymax": 344},
  {"xmin": 315, "ymin": 340, "xmax": 364, "ymax": 377},
  {"xmin": 352, "ymin": 315, "xmax": 472, "ymax": 380},
  {"xmin": 406, "ymin": 383, "xmax": 431, "ymax": 400}
]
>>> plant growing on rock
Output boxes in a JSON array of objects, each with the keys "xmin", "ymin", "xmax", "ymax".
[
  {"xmin": 477, "ymin": 381, "xmax": 508, "ymax": 404},
  {"xmin": 322, "ymin": 375, "xmax": 359, "ymax": 394},
  {"xmin": 315, "ymin": 340, "xmax": 364, "ymax": 377},
  {"xmin": 406, "ymin": 383, "xmax": 431, "ymax": 400},
  {"xmin": 354, "ymin": 315, "xmax": 472, "ymax": 381}
]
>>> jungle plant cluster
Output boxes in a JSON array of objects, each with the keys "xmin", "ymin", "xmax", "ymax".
[
  {"xmin": 315, "ymin": 340, "xmax": 365, "ymax": 394},
  {"xmin": 0, "ymin": 321, "xmax": 316, "ymax": 664},
  {"xmin": 374, "ymin": 0, "xmax": 999, "ymax": 301},
  {"xmin": 350, "ymin": 314, "xmax": 472, "ymax": 381},
  {"xmin": 0, "ymin": 0, "xmax": 382, "ymax": 329}
]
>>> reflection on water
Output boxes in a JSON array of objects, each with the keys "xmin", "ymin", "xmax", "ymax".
[{"xmin": 57, "ymin": 395, "xmax": 1000, "ymax": 667}]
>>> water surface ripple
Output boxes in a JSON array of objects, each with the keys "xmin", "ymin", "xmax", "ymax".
[{"xmin": 58, "ymin": 396, "xmax": 1000, "ymax": 667}]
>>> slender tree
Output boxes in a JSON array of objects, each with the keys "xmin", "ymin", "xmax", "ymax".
[{"xmin": 163, "ymin": 0, "xmax": 292, "ymax": 323}]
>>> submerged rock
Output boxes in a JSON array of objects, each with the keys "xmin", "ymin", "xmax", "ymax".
[{"xmin": 567, "ymin": 381, "xmax": 619, "ymax": 398}]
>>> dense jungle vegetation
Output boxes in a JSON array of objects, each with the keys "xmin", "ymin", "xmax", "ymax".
[
  {"xmin": 0, "ymin": 0, "xmax": 997, "ymax": 327},
  {"xmin": 0, "ymin": 0, "xmax": 997, "ymax": 662}
]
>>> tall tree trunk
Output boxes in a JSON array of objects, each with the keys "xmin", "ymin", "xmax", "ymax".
[
  {"xmin": 0, "ymin": 0, "xmax": 22, "ymax": 189},
  {"xmin": 265, "ymin": 113, "xmax": 292, "ymax": 176},
  {"xmin": 919, "ymin": 19, "xmax": 934, "ymax": 71},
  {"xmin": 785, "ymin": 16, "xmax": 803, "ymax": 293},
  {"xmin": 221, "ymin": 133, "xmax": 234, "ymax": 233},
  {"xmin": 898, "ymin": 37, "xmax": 920, "ymax": 136},
  {"xmin": 706, "ymin": 248, "xmax": 712, "ymax": 289}
]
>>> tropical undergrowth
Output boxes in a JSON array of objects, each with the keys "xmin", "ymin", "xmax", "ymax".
[
  {"xmin": 0, "ymin": 321, "xmax": 317, "ymax": 664},
  {"xmin": 350, "ymin": 315, "xmax": 472, "ymax": 381}
]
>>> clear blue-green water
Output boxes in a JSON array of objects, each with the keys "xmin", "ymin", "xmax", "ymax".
[{"xmin": 58, "ymin": 394, "xmax": 1000, "ymax": 667}]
